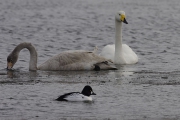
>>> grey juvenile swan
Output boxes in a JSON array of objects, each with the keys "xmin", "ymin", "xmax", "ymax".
[{"xmin": 7, "ymin": 42, "xmax": 117, "ymax": 71}]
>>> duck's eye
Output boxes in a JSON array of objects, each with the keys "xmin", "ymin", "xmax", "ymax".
[{"xmin": 119, "ymin": 14, "xmax": 121, "ymax": 16}]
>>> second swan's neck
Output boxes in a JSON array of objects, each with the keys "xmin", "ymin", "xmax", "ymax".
[
  {"xmin": 13, "ymin": 42, "xmax": 37, "ymax": 71},
  {"xmin": 114, "ymin": 20, "xmax": 124, "ymax": 64}
]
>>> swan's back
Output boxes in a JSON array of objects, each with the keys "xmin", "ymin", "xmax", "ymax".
[{"xmin": 38, "ymin": 50, "xmax": 116, "ymax": 70}]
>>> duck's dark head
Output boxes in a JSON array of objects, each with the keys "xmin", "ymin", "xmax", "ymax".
[{"xmin": 81, "ymin": 85, "xmax": 96, "ymax": 96}]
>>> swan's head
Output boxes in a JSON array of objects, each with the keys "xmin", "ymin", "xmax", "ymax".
[
  {"xmin": 115, "ymin": 11, "xmax": 128, "ymax": 24},
  {"xmin": 7, "ymin": 53, "xmax": 18, "ymax": 70}
]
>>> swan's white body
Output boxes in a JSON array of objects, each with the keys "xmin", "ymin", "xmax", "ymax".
[
  {"xmin": 101, "ymin": 44, "xmax": 138, "ymax": 64},
  {"xmin": 7, "ymin": 42, "xmax": 116, "ymax": 71},
  {"xmin": 100, "ymin": 11, "xmax": 138, "ymax": 64}
]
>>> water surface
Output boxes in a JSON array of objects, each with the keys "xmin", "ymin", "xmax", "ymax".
[{"xmin": 1, "ymin": 0, "xmax": 180, "ymax": 119}]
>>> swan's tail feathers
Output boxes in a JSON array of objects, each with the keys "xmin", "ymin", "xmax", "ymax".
[
  {"xmin": 94, "ymin": 61, "xmax": 117, "ymax": 71},
  {"xmin": 93, "ymin": 46, "xmax": 98, "ymax": 53},
  {"xmin": 108, "ymin": 59, "xmax": 114, "ymax": 63}
]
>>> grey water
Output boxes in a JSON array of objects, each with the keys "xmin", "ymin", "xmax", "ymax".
[{"xmin": 1, "ymin": 0, "xmax": 180, "ymax": 119}]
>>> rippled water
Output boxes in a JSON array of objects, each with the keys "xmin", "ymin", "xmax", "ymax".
[{"xmin": 1, "ymin": 0, "xmax": 180, "ymax": 119}]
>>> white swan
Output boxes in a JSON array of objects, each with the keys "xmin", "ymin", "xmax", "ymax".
[
  {"xmin": 7, "ymin": 42, "xmax": 117, "ymax": 71},
  {"xmin": 100, "ymin": 11, "xmax": 138, "ymax": 64}
]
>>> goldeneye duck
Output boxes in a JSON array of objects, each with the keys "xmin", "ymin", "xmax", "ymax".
[{"xmin": 56, "ymin": 85, "xmax": 96, "ymax": 102}]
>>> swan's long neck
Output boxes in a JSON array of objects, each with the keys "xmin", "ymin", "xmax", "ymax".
[
  {"xmin": 12, "ymin": 43, "xmax": 37, "ymax": 71},
  {"xmin": 114, "ymin": 20, "xmax": 124, "ymax": 64}
]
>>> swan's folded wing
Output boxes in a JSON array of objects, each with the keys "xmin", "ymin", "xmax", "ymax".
[
  {"xmin": 122, "ymin": 44, "xmax": 138, "ymax": 64},
  {"xmin": 100, "ymin": 44, "xmax": 115, "ymax": 62},
  {"xmin": 37, "ymin": 51, "xmax": 115, "ymax": 71}
]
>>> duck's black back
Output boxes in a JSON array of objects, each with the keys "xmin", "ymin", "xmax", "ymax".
[{"xmin": 56, "ymin": 92, "xmax": 79, "ymax": 101}]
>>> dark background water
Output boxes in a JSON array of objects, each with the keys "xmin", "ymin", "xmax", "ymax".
[{"xmin": 1, "ymin": 0, "xmax": 180, "ymax": 119}]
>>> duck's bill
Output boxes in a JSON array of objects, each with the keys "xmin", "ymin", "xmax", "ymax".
[{"xmin": 123, "ymin": 18, "xmax": 128, "ymax": 24}]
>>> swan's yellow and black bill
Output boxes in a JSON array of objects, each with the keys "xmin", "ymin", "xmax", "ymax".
[
  {"xmin": 121, "ymin": 14, "xmax": 128, "ymax": 24},
  {"xmin": 123, "ymin": 18, "xmax": 128, "ymax": 24},
  {"xmin": 7, "ymin": 62, "xmax": 13, "ymax": 69}
]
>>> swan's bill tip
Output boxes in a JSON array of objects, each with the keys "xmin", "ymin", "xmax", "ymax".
[
  {"xmin": 123, "ymin": 18, "xmax": 128, "ymax": 24},
  {"xmin": 6, "ymin": 67, "xmax": 14, "ymax": 71},
  {"xmin": 7, "ymin": 62, "xmax": 13, "ymax": 70}
]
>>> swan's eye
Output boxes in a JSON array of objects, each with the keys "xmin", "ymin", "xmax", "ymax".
[
  {"xmin": 7, "ymin": 57, "xmax": 13, "ymax": 62},
  {"xmin": 7, "ymin": 58, "xmax": 10, "ymax": 62}
]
